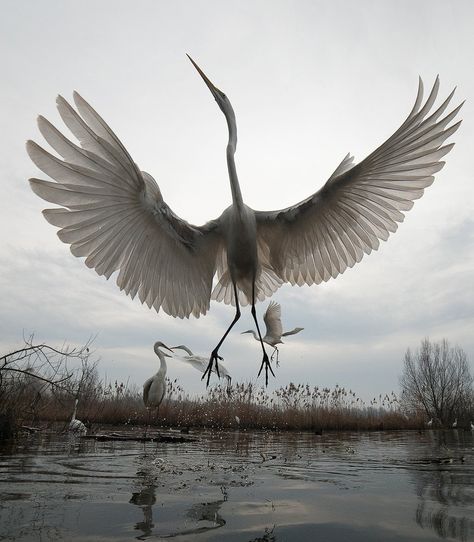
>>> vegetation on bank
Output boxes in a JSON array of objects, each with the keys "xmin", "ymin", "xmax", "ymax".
[{"xmin": 1, "ymin": 337, "xmax": 472, "ymax": 439}]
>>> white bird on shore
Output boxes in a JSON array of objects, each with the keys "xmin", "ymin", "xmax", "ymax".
[
  {"xmin": 28, "ymin": 57, "xmax": 462, "ymax": 386},
  {"xmin": 171, "ymin": 344, "xmax": 232, "ymax": 388},
  {"xmin": 470, "ymin": 421, "xmax": 474, "ymax": 431},
  {"xmin": 242, "ymin": 301, "xmax": 303, "ymax": 364},
  {"xmin": 427, "ymin": 418, "xmax": 433, "ymax": 427},
  {"xmin": 452, "ymin": 418, "xmax": 458, "ymax": 428},
  {"xmin": 69, "ymin": 398, "xmax": 87, "ymax": 435}
]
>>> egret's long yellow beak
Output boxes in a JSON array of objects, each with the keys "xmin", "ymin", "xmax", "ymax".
[{"xmin": 187, "ymin": 54, "xmax": 221, "ymax": 101}]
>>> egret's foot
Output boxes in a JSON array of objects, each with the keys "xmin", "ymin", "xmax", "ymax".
[
  {"xmin": 257, "ymin": 352, "xmax": 275, "ymax": 386},
  {"xmin": 202, "ymin": 351, "xmax": 223, "ymax": 386}
]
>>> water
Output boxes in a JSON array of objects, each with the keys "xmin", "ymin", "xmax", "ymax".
[{"xmin": 1, "ymin": 429, "xmax": 473, "ymax": 541}]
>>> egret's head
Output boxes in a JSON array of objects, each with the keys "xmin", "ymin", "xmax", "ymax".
[
  {"xmin": 153, "ymin": 341, "xmax": 173, "ymax": 357},
  {"xmin": 187, "ymin": 54, "xmax": 235, "ymax": 122}
]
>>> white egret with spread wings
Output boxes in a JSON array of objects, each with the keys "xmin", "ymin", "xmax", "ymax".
[
  {"xmin": 172, "ymin": 344, "xmax": 232, "ymax": 388},
  {"xmin": 27, "ymin": 56, "xmax": 462, "ymax": 385},
  {"xmin": 242, "ymin": 301, "xmax": 304, "ymax": 364}
]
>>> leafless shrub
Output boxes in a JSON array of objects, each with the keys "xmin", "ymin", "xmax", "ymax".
[
  {"xmin": 0, "ymin": 335, "xmax": 97, "ymax": 435},
  {"xmin": 400, "ymin": 338, "xmax": 473, "ymax": 426}
]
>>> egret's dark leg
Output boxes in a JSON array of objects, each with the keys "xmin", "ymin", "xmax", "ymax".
[
  {"xmin": 251, "ymin": 288, "xmax": 274, "ymax": 385},
  {"xmin": 144, "ymin": 408, "xmax": 151, "ymax": 439},
  {"xmin": 202, "ymin": 283, "xmax": 241, "ymax": 386},
  {"xmin": 274, "ymin": 347, "xmax": 280, "ymax": 367}
]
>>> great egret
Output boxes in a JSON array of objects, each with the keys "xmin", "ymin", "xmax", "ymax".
[
  {"xmin": 242, "ymin": 301, "xmax": 303, "ymax": 364},
  {"xmin": 69, "ymin": 398, "xmax": 87, "ymax": 434},
  {"xmin": 143, "ymin": 341, "xmax": 173, "ymax": 410},
  {"xmin": 143, "ymin": 341, "xmax": 173, "ymax": 437},
  {"xmin": 427, "ymin": 418, "xmax": 433, "ymax": 427},
  {"xmin": 171, "ymin": 344, "xmax": 232, "ymax": 388},
  {"xmin": 452, "ymin": 418, "xmax": 458, "ymax": 428},
  {"xmin": 27, "ymin": 56, "xmax": 462, "ymax": 386}
]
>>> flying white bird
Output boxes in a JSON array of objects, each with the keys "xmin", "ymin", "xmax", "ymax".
[
  {"xmin": 172, "ymin": 344, "xmax": 232, "ymax": 388},
  {"xmin": 69, "ymin": 398, "xmax": 87, "ymax": 435},
  {"xmin": 27, "ymin": 56, "xmax": 462, "ymax": 386},
  {"xmin": 242, "ymin": 301, "xmax": 303, "ymax": 364}
]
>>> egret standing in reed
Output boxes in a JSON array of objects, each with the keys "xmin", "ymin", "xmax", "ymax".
[
  {"xmin": 69, "ymin": 398, "xmax": 87, "ymax": 435},
  {"xmin": 242, "ymin": 301, "xmax": 303, "ymax": 365},
  {"xmin": 143, "ymin": 342, "xmax": 173, "ymax": 436},
  {"xmin": 27, "ymin": 56, "xmax": 462, "ymax": 386}
]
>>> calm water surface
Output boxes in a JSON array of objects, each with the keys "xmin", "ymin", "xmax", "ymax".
[{"xmin": 1, "ymin": 429, "xmax": 473, "ymax": 541}]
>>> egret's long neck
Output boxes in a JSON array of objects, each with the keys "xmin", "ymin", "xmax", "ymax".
[
  {"xmin": 226, "ymin": 113, "xmax": 243, "ymax": 208},
  {"xmin": 155, "ymin": 349, "xmax": 167, "ymax": 376},
  {"xmin": 179, "ymin": 345, "xmax": 193, "ymax": 356}
]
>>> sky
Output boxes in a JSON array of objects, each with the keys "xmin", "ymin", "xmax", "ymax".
[{"xmin": 1, "ymin": 0, "xmax": 473, "ymax": 402}]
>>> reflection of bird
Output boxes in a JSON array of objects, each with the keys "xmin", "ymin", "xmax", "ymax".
[
  {"xmin": 427, "ymin": 418, "xmax": 433, "ymax": 427},
  {"xmin": 69, "ymin": 398, "xmax": 87, "ymax": 434},
  {"xmin": 172, "ymin": 345, "xmax": 232, "ymax": 388},
  {"xmin": 143, "ymin": 342, "xmax": 173, "ymax": 409},
  {"xmin": 28, "ymin": 57, "xmax": 462, "ymax": 386},
  {"xmin": 452, "ymin": 418, "xmax": 458, "ymax": 428},
  {"xmin": 242, "ymin": 301, "xmax": 303, "ymax": 364}
]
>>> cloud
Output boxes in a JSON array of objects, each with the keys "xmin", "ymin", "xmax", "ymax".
[{"xmin": 1, "ymin": 0, "xmax": 473, "ymax": 402}]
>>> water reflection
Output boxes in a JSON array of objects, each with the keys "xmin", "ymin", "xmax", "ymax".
[
  {"xmin": 185, "ymin": 499, "xmax": 226, "ymax": 531},
  {"xmin": 129, "ymin": 452, "xmax": 227, "ymax": 539},
  {"xmin": 409, "ymin": 430, "xmax": 474, "ymax": 542},
  {"xmin": 1, "ymin": 430, "xmax": 474, "ymax": 541},
  {"xmin": 129, "ymin": 458, "xmax": 157, "ymax": 539}
]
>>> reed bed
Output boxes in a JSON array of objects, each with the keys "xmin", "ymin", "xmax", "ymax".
[{"xmin": 6, "ymin": 377, "xmax": 425, "ymax": 433}]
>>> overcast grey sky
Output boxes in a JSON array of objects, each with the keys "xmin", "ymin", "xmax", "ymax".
[{"xmin": 1, "ymin": 0, "xmax": 473, "ymax": 400}]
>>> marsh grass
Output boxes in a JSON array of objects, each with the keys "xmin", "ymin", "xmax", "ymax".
[{"xmin": 10, "ymin": 377, "xmax": 423, "ymax": 433}]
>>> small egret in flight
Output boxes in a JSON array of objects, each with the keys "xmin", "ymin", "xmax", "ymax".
[
  {"xmin": 69, "ymin": 398, "xmax": 87, "ymax": 435},
  {"xmin": 27, "ymin": 56, "xmax": 462, "ymax": 386},
  {"xmin": 172, "ymin": 344, "xmax": 232, "ymax": 388},
  {"xmin": 242, "ymin": 301, "xmax": 303, "ymax": 364}
]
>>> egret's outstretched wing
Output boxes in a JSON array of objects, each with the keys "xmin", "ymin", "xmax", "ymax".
[
  {"xmin": 28, "ymin": 92, "xmax": 222, "ymax": 318},
  {"xmin": 255, "ymin": 78, "xmax": 462, "ymax": 286},
  {"xmin": 281, "ymin": 327, "xmax": 304, "ymax": 338},
  {"xmin": 263, "ymin": 301, "xmax": 283, "ymax": 339}
]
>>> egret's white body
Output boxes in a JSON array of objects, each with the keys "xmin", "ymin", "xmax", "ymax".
[
  {"xmin": 172, "ymin": 344, "xmax": 232, "ymax": 387},
  {"xmin": 27, "ymin": 57, "xmax": 462, "ymax": 385},
  {"xmin": 242, "ymin": 301, "xmax": 303, "ymax": 363},
  {"xmin": 69, "ymin": 398, "xmax": 87, "ymax": 434},
  {"xmin": 427, "ymin": 418, "xmax": 433, "ymax": 427},
  {"xmin": 452, "ymin": 418, "xmax": 458, "ymax": 428},
  {"xmin": 470, "ymin": 421, "xmax": 474, "ymax": 431},
  {"xmin": 143, "ymin": 342, "xmax": 173, "ymax": 409}
]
